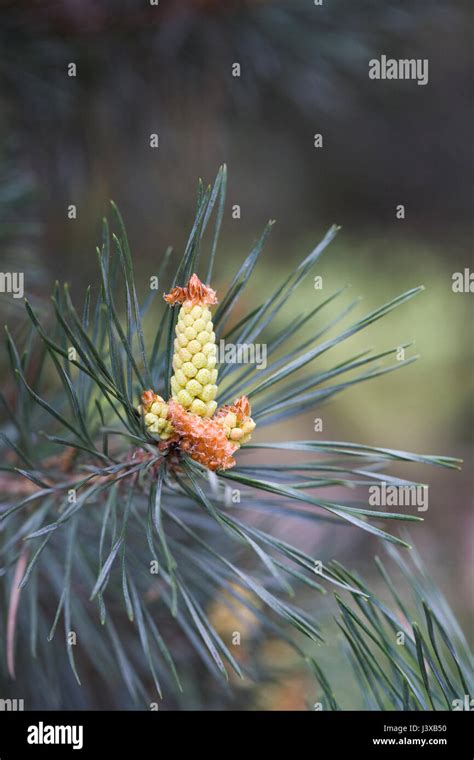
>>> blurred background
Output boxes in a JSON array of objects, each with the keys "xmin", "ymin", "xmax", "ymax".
[{"xmin": 0, "ymin": 0, "xmax": 472, "ymax": 709}]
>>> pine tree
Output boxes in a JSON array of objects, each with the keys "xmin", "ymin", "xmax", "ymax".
[{"xmin": 0, "ymin": 166, "xmax": 468, "ymax": 710}]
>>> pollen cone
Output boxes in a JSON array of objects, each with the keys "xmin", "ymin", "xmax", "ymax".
[
  {"xmin": 165, "ymin": 274, "xmax": 219, "ymax": 418},
  {"xmin": 215, "ymin": 395, "xmax": 256, "ymax": 445},
  {"xmin": 137, "ymin": 390, "xmax": 175, "ymax": 441}
]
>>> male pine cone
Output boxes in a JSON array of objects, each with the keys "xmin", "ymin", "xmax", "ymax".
[
  {"xmin": 137, "ymin": 273, "xmax": 256, "ymax": 470},
  {"xmin": 137, "ymin": 391, "xmax": 174, "ymax": 440},
  {"xmin": 165, "ymin": 274, "xmax": 219, "ymax": 416}
]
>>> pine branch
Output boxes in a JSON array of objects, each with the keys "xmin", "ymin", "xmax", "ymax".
[
  {"xmin": 0, "ymin": 166, "xmax": 463, "ymax": 708},
  {"xmin": 309, "ymin": 547, "xmax": 473, "ymax": 711}
]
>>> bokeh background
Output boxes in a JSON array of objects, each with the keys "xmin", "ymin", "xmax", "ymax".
[{"xmin": 0, "ymin": 0, "xmax": 472, "ymax": 709}]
